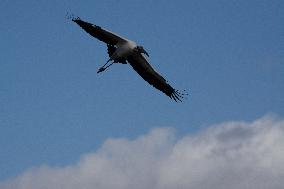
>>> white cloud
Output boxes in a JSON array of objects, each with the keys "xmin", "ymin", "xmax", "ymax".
[{"xmin": 1, "ymin": 115, "xmax": 284, "ymax": 189}]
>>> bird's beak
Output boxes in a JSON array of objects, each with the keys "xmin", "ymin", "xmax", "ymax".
[{"xmin": 142, "ymin": 49, "xmax": 149, "ymax": 57}]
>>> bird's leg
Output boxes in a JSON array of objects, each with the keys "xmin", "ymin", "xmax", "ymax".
[
  {"xmin": 101, "ymin": 59, "xmax": 111, "ymax": 68},
  {"xmin": 97, "ymin": 59, "xmax": 114, "ymax": 73}
]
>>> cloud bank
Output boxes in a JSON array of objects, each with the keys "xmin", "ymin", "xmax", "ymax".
[{"xmin": 1, "ymin": 115, "xmax": 284, "ymax": 189}]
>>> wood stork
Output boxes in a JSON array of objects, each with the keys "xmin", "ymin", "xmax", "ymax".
[{"xmin": 72, "ymin": 17, "xmax": 186, "ymax": 102}]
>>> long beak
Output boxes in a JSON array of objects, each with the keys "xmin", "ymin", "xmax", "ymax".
[{"xmin": 143, "ymin": 49, "xmax": 149, "ymax": 57}]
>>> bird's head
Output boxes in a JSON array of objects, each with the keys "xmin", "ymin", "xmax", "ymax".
[{"xmin": 136, "ymin": 46, "xmax": 149, "ymax": 57}]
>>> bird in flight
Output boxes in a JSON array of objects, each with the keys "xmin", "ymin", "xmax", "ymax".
[{"xmin": 71, "ymin": 16, "xmax": 187, "ymax": 102}]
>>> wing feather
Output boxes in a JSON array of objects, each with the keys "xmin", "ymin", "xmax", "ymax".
[
  {"xmin": 72, "ymin": 18, "xmax": 127, "ymax": 45},
  {"xmin": 127, "ymin": 52, "xmax": 185, "ymax": 101}
]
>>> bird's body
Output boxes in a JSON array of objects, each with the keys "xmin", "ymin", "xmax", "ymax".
[
  {"xmin": 72, "ymin": 17, "xmax": 186, "ymax": 101},
  {"xmin": 110, "ymin": 40, "xmax": 137, "ymax": 60}
]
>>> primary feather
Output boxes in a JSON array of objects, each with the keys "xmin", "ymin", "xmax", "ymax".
[{"xmin": 127, "ymin": 51, "xmax": 185, "ymax": 101}]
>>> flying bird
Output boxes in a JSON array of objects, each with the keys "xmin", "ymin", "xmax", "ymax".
[{"xmin": 71, "ymin": 16, "xmax": 186, "ymax": 102}]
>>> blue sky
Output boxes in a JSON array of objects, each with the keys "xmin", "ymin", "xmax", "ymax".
[{"xmin": 0, "ymin": 0, "xmax": 283, "ymax": 182}]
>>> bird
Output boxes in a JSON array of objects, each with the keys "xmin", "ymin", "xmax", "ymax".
[{"xmin": 71, "ymin": 16, "xmax": 187, "ymax": 102}]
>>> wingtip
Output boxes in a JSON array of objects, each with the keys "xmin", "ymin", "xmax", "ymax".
[
  {"xmin": 170, "ymin": 89, "xmax": 189, "ymax": 102},
  {"xmin": 66, "ymin": 12, "xmax": 80, "ymax": 22}
]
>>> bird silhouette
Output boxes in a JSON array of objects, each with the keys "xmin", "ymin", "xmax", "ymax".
[{"xmin": 72, "ymin": 16, "xmax": 187, "ymax": 102}]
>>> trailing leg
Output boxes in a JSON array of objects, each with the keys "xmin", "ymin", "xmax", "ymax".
[{"xmin": 97, "ymin": 60, "xmax": 114, "ymax": 73}]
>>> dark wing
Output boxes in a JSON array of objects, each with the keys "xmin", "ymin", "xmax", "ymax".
[
  {"xmin": 72, "ymin": 17, "xmax": 127, "ymax": 45},
  {"xmin": 127, "ymin": 51, "xmax": 186, "ymax": 102}
]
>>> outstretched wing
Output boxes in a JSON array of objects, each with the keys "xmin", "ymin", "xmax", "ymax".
[
  {"xmin": 127, "ymin": 51, "xmax": 185, "ymax": 102},
  {"xmin": 72, "ymin": 17, "xmax": 128, "ymax": 45}
]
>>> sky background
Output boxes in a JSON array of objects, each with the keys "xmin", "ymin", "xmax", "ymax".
[{"xmin": 0, "ymin": 0, "xmax": 283, "ymax": 185}]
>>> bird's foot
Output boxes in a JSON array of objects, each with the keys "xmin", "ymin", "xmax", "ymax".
[{"xmin": 97, "ymin": 67, "xmax": 106, "ymax": 73}]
